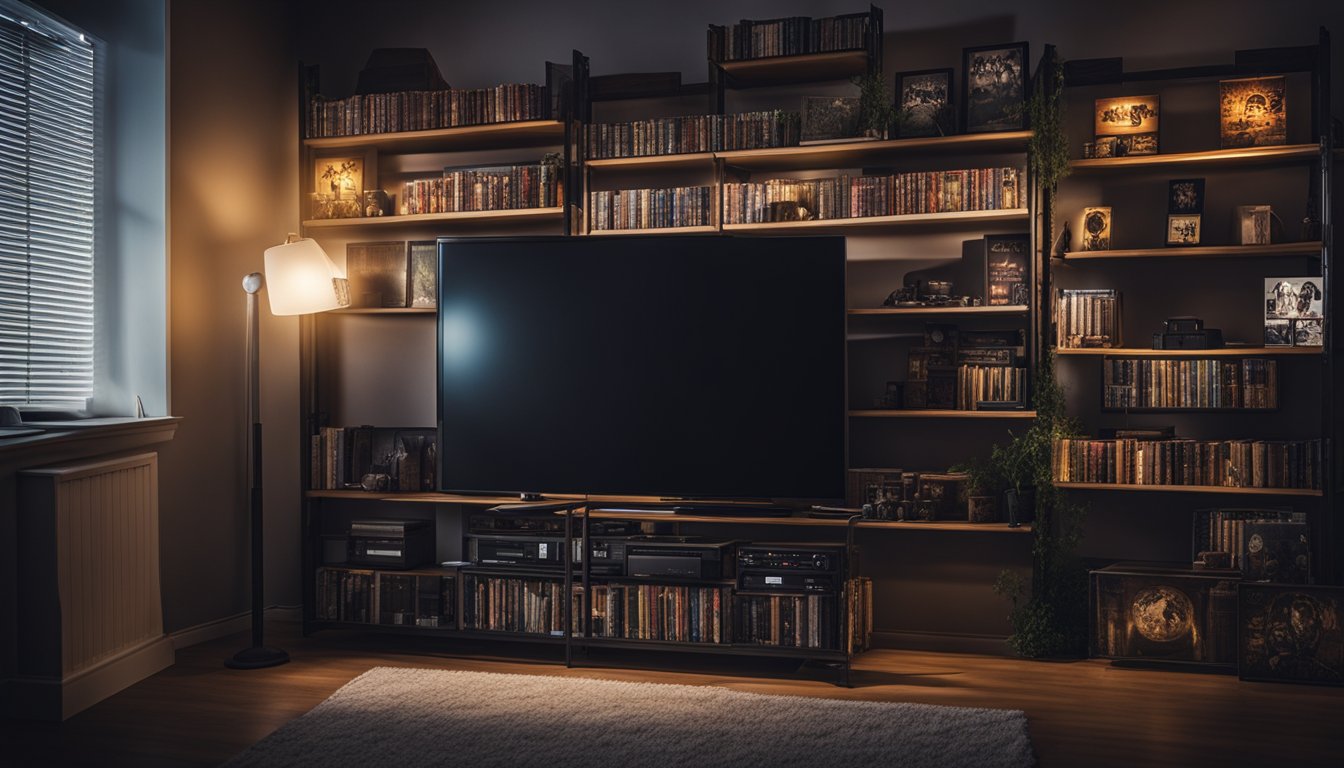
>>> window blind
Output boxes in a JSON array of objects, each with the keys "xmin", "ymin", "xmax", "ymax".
[{"xmin": 0, "ymin": 3, "xmax": 95, "ymax": 406}]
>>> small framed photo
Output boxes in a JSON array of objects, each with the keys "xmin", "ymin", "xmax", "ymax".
[
  {"xmin": 1220, "ymin": 76, "xmax": 1287, "ymax": 149},
  {"xmin": 1167, "ymin": 214, "xmax": 1201, "ymax": 246},
  {"xmin": 1081, "ymin": 206, "xmax": 1111, "ymax": 251},
  {"xmin": 895, "ymin": 68, "xmax": 954, "ymax": 138},
  {"xmin": 1235, "ymin": 205, "xmax": 1273, "ymax": 245},
  {"xmin": 800, "ymin": 96, "xmax": 862, "ymax": 144},
  {"xmin": 1264, "ymin": 318, "xmax": 1292, "ymax": 346},
  {"xmin": 408, "ymin": 241, "xmax": 438, "ymax": 309},
  {"xmin": 1292, "ymin": 318, "xmax": 1323, "ymax": 347},
  {"xmin": 962, "ymin": 42, "xmax": 1028, "ymax": 134},
  {"xmin": 1238, "ymin": 583, "xmax": 1344, "ymax": 686},
  {"xmin": 1168, "ymin": 179, "xmax": 1205, "ymax": 214},
  {"xmin": 1094, "ymin": 95, "xmax": 1160, "ymax": 154}
]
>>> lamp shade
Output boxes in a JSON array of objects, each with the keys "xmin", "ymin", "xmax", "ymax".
[{"xmin": 262, "ymin": 237, "xmax": 349, "ymax": 316}]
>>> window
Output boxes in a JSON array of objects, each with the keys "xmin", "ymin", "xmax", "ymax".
[{"xmin": 0, "ymin": 0, "xmax": 95, "ymax": 406}]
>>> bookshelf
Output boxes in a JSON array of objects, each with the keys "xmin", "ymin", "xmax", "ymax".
[{"xmin": 1049, "ymin": 31, "xmax": 1336, "ymax": 583}]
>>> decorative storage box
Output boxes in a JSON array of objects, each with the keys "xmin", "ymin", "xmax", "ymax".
[{"xmin": 1091, "ymin": 562, "xmax": 1240, "ymax": 667}]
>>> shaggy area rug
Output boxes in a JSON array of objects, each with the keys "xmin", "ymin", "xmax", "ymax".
[{"xmin": 226, "ymin": 667, "xmax": 1035, "ymax": 768}]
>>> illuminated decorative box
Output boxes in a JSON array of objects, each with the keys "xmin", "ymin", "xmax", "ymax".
[{"xmin": 1091, "ymin": 562, "xmax": 1239, "ymax": 667}]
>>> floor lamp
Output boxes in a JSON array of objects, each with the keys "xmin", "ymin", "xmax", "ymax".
[{"xmin": 227, "ymin": 235, "xmax": 348, "ymax": 670}]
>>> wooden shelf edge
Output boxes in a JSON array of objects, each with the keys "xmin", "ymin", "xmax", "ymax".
[
  {"xmin": 848, "ymin": 305, "xmax": 1028, "ymax": 316},
  {"xmin": 303, "ymin": 119, "xmax": 565, "ymax": 151},
  {"xmin": 1058, "ymin": 242, "xmax": 1323, "ymax": 260},
  {"xmin": 585, "ymin": 153, "xmax": 716, "ymax": 169},
  {"xmin": 849, "ymin": 409, "xmax": 1037, "ymax": 419},
  {"xmin": 1068, "ymin": 143, "xmax": 1318, "ymax": 171},
  {"xmin": 303, "ymin": 207, "xmax": 565, "ymax": 229},
  {"xmin": 1056, "ymin": 482, "xmax": 1322, "ymax": 497},
  {"xmin": 723, "ymin": 208, "xmax": 1028, "ymax": 232},
  {"xmin": 1054, "ymin": 346, "xmax": 1320, "ymax": 357},
  {"xmin": 717, "ymin": 131, "xmax": 1032, "ymax": 167},
  {"xmin": 587, "ymin": 225, "xmax": 719, "ymax": 236}
]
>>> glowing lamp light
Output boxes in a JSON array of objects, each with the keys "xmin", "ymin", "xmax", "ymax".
[{"xmin": 261, "ymin": 236, "xmax": 349, "ymax": 316}]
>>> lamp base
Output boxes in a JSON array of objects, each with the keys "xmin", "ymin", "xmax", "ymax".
[{"xmin": 225, "ymin": 646, "xmax": 290, "ymax": 670}]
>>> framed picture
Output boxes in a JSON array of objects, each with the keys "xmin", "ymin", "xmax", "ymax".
[
  {"xmin": 311, "ymin": 156, "xmax": 364, "ymax": 219},
  {"xmin": 1293, "ymin": 318, "xmax": 1324, "ymax": 347},
  {"xmin": 1265, "ymin": 277, "xmax": 1323, "ymax": 319},
  {"xmin": 1119, "ymin": 133, "xmax": 1159, "ymax": 156},
  {"xmin": 1081, "ymin": 206, "xmax": 1111, "ymax": 251},
  {"xmin": 895, "ymin": 68, "xmax": 954, "ymax": 138},
  {"xmin": 983, "ymin": 233, "xmax": 1029, "ymax": 306},
  {"xmin": 408, "ymin": 241, "xmax": 438, "ymax": 309},
  {"xmin": 1094, "ymin": 95, "xmax": 1159, "ymax": 136},
  {"xmin": 962, "ymin": 42, "xmax": 1028, "ymax": 134},
  {"xmin": 1166, "ymin": 214, "xmax": 1201, "ymax": 246},
  {"xmin": 1264, "ymin": 318, "xmax": 1292, "ymax": 346},
  {"xmin": 346, "ymin": 241, "xmax": 408, "ymax": 308},
  {"xmin": 1235, "ymin": 205, "xmax": 1273, "ymax": 245},
  {"xmin": 800, "ymin": 96, "xmax": 862, "ymax": 144},
  {"xmin": 1167, "ymin": 179, "xmax": 1205, "ymax": 214},
  {"xmin": 1220, "ymin": 76, "xmax": 1286, "ymax": 149},
  {"xmin": 1238, "ymin": 583, "xmax": 1344, "ymax": 685}
]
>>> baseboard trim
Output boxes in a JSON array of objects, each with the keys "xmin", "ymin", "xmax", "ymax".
[
  {"xmin": 872, "ymin": 630, "xmax": 1010, "ymax": 656},
  {"xmin": 169, "ymin": 605, "xmax": 303, "ymax": 651},
  {"xmin": 8, "ymin": 634, "xmax": 174, "ymax": 721}
]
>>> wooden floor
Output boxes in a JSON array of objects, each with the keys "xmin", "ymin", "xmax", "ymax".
[{"xmin": 4, "ymin": 623, "xmax": 1342, "ymax": 767}]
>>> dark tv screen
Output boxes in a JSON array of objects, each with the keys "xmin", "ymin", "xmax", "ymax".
[{"xmin": 437, "ymin": 235, "xmax": 846, "ymax": 501}]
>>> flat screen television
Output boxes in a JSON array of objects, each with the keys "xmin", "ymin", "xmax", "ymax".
[{"xmin": 437, "ymin": 235, "xmax": 846, "ymax": 502}]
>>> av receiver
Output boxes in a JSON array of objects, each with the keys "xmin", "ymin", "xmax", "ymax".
[
  {"xmin": 348, "ymin": 519, "xmax": 434, "ymax": 570},
  {"xmin": 625, "ymin": 537, "xmax": 737, "ymax": 580},
  {"xmin": 736, "ymin": 543, "xmax": 847, "ymax": 593},
  {"xmin": 468, "ymin": 534, "xmax": 632, "ymax": 575}
]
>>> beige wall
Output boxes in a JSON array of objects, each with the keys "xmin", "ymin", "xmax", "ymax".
[{"xmin": 162, "ymin": 0, "xmax": 299, "ymax": 632}]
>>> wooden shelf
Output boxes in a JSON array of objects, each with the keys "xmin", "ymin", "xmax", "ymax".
[
  {"xmin": 303, "ymin": 207, "xmax": 564, "ymax": 229},
  {"xmin": 848, "ymin": 305, "xmax": 1028, "ymax": 317},
  {"xmin": 1058, "ymin": 242, "xmax": 1323, "ymax": 261},
  {"xmin": 1055, "ymin": 346, "xmax": 1319, "ymax": 357},
  {"xmin": 716, "ymin": 49, "xmax": 869, "ymax": 88},
  {"xmin": 585, "ymin": 153, "xmax": 716, "ymax": 170},
  {"xmin": 722, "ymin": 208, "xmax": 1028, "ymax": 233},
  {"xmin": 1056, "ymin": 482, "xmax": 1322, "ymax": 497},
  {"xmin": 718, "ymin": 131, "xmax": 1032, "ymax": 171},
  {"xmin": 587, "ymin": 225, "xmax": 719, "ymax": 236},
  {"xmin": 581, "ymin": 509, "xmax": 1031, "ymax": 532},
  {"xmin": 1068, "ymin": 144, "xmax": 1318, "ymax": 172},
  {"xmin": 849, "ymin": 409, "xmax": 1036, "ymax": 419},
  {"xmin": 303, "ymin": 119, "xmax": 565, "ymax": 153},
  {"xmin": 331, "ymin": 307, "xmax": 435, "ymax": 315}
]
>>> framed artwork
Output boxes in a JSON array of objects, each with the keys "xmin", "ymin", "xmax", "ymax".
[
  {"xmin": 962, "ymin": 42, "xmax": 1028, "ymax": 133},
  {"xmin": 1166, "ymin": 214, "xmax": 1201, "ymax": 246},
  {"xmin": 895, "ymin": 68, "xmax": 954, "ymax": 138},
  {"xmin": 408, "ymin": 241, "xmax": 438, "ymax": 309},
  {"xmin": 312, "ymin": 156, "xmax": 364, "ymax": 219},
  {"xmin": 1167, "ymin": 178, "xmax": 1205, "ymax": 214},
  {"xmin": 1081, "ymin": 206, "xmax": 1111, "ymax": 251},
  {"xmin": 800, "ymin": 96, "xmax": 862, "ymax": 144},
  {"xmin": 1293, "ymin": 318, "xmax": 1324, "ymax": 347},
  {"xmin": 1091, "ymin": 563, "xmax": 1240, "ymax": 666},
  {"xmin": 1264, "ymin": 277, "xmax": 1323, "ymax": 319},
  {"xmin": 983, "ymin": 233, "xmax": 1029, "ymax": 306},
  {"xmin": 1238, "ymin": 583, "xmax": 1344, "ymax": 686},
  {"xmin": 1094, "ymin": 95, "xmax": 1159, "ymax": 155},
  {"xmin": 346, "ymin": 241, "xmax": 408, "ymax": 308},
  {"xmin": 1220, "ymin": 76, "xmax": 1286, "ymax": 149}
]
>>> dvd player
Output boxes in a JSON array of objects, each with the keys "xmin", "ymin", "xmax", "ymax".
[
  {"xmin": 625, "ymin": 537, "xmax": 736, "ymax": 579},
  {"xmin": 736, "ymin": 543, "xmax": 847, "ymax": 593}
]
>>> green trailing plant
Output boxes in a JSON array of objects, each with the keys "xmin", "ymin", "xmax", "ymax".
[
  {"xmin": 984, "ymin": 352, "xmax": 1090, "ymax": 658},
  {"xmin": 1024, "ymin": 57, "xmax": 1070, "ymax": 195},
  {"xmin": 852, "ymin": 72, "xmax": 895, "ymax": 139}
]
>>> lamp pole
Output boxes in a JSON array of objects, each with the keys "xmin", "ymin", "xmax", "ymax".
[{"xmin": 226, "ymin": 272, "xmax": 290, "ymax": 669}]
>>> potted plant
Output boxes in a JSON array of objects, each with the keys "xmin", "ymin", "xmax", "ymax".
[
  {"xmin": 986, "ymin": 352, "xmax": 1090, "ymax": 658},
  {"xmin": 852, "ymin": 71, "xmax": 895, "ymax": 140}
]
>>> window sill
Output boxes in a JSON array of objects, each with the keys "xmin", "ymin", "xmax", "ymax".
[{"xmin": 0, "ymin": 416, "xmax": 181, "ymax": 471}]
